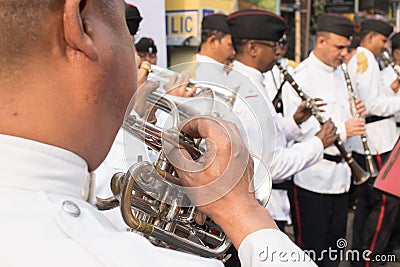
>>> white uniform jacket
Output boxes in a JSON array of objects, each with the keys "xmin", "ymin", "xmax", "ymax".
[
  {"xmin": 231, "ymin": 61, "xmax": 324, "ymax": 222},
  {"xmin": 0, "ymin": 134, "xmax": 316, "ymax": 267},
  {"xmin": 284, "ymin": 52, "xmax": 353, "ymax": 194},
  {"xmin": 262, "ymin": 60, "xmax": 303, "ymax": 222},
  {"xmin": 232, "ymin": 60, "xmax": 324, "ymax": 183},
  {"xmin": 194, "ymin": 54, "xmax": 230, "ymax": 85},
  {"xmin": 347, "ymin": 47, "xmax": 400, "ymax": 155},
  {"xmin": 263, "ymin": 61, "xmax": 302, "ymax": 142}
]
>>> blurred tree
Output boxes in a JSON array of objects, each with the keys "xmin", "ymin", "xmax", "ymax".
[
  {"xmin": 311, "ymin": 0, "xmax": 327, "ymax": 34},
  {"xmin": 238, "ymin": 0, "xmax": 277, "ymax": 13}
]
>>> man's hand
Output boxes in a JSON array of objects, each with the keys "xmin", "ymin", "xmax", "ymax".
[
  {"xmin": 164, "ymin": 116, "xmax": 278, "ymax": 248},
  {"xmin": 164, "ymin": 74, "xmax": 197, "ymax": 97},
  {"xmin": 390, "ymin": 78, "xmax": 400, "ymax": 94},
  {"xmin": 135, "ymin": 52, "xmax": 151, "ymax": 88},
  {"xmin": 354, "ymin": 98, "xmax": 368, "ymax": 117},
  {"xmin": 345, "ymin": 117, "xmax": 366, "ymax": 137},
  {"xmin": 315, "ymin": 118, "xmax": 338, "ymax": 148},
  {"xmin": 293, "ymin": 98, "xmax": 325, "ymax": 125}
]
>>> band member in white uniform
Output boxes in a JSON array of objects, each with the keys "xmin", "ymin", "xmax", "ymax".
[
  {"xmin": 282, "ymin": 13, "xmax": 366, "ymax": 267},
  {"xmin": 223, "ymin": 9, "xmax": 338, "ymax": 266},
  {"xmin": 226, "ymin": 9, "xmax": 337, "ymax": 190},
  {"xmin": 347, "ymin": 19, "xmax": 400, "ymax": 267},
  {"xmin": 172, "ymin": 13, "xmax": 236, "ymax": 88}
]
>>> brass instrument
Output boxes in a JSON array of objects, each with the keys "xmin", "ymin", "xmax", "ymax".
[
  {"xmin": 381, "ymin": 48, "xmax": 400, "ymax": 78},
  {"xmin": 340, "ymin": 61, "xmax": 378, "ymax": 181},
  {"xmin": 276, "ymin": 62, "xmax": 370, "ymax": 184},
  {"xmin": 97, "ymin": 68, "xmax": 272, "ymax": 260},
  {"xmin": 148, "ymin": 64, "xmax": 238, "ymax": 106}
]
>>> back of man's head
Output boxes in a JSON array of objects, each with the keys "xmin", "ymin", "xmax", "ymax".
[
  {"xmin": 200, "ymin": 14, "xmax": 230, "ymax": 48},
  {"xmin": 0, "ymin": 1, "xmax": 60, "ymax": 68},
  {"xmin": 0, "ymin": 0, "xmax": 137, "ymax": 171}
]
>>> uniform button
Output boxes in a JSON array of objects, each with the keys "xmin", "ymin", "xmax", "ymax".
[{"xmin": 62, "ymin": 200, "xmax": 81, "ymax": 217}]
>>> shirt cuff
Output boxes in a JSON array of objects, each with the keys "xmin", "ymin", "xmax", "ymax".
[
  {"xmin": 238, "ymin": 229, "xmax": 317, "ymax": 266},
  {"xmin": 336, "ymin": 121, "xmax": 347, "ymax": 142}
]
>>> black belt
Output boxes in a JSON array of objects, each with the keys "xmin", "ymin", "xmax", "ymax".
[
  {"xmin": 397, "ymin": 122, "xmax": 400, "ymax": 128},
  {"xmin": 272, "ymin": 180, "xmax": 292, "ymax": 190},
  {"xmin": 365, "ymin": 115, "xmax": 394, "ymax": 124},
  {"xmin": 323, "ymin": 153, "xmax": 343, "ymax": 163}
]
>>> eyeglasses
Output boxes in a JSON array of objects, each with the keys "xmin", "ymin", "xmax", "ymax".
[
  {"xmin": 252, "ymin": 41, "xmax": 278, "ymax": 49},
  {"xmin": 278, "ymin": 40, "xmax": 288, "ymax": 47}
]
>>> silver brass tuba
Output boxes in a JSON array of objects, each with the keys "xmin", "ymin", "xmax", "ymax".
[{"xmin": 97, "ymin": 64, "xmax": 272, "ymax": 260}]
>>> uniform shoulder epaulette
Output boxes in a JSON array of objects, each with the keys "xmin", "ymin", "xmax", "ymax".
[
  {"xmin": 288, "ymin": 59, "xmax": 298, "ymax": 69},
  {"xmin": 356, "ymin": 51, "xmax": 368, "ymax": 73}
]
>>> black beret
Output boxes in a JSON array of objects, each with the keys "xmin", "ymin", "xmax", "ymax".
[
  {"xmin": 227, "ymin": 9, "xmax": 287, "ymax": 42},
  {"xmin": 202, "ymin": 14, "xmax": 230, "ymax": 34},
  {"xmin": 391, "ymin": 32, "xmax": 400, "ymax": 50},
  {"xmin": 361, "ymin": 19, "xmax": 393, "ymax": 38},
  {"xmin": 125, "ymin": 4, "xmax": 142, "ymax": 36},
  {"xmin": 135, "ymin": 37, "xmax": 157, "ymax": 54},
  {"xmin": 316, "ymin": 13, "xmax": 354, "ymax": 38}
]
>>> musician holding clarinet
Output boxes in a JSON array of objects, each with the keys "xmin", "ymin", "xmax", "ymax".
[
  {"xmin": 347, "ymin": 19, "xmax": 400, "ymax": 267},
  {"xmin": 281, "ymin": 14, "xmax": 368, "ymax": 267}
]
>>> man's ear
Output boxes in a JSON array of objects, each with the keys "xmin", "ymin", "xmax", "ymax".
[
  {"xmin": 315, "ymin": 36, "xmax": 325, "ymax": 49},
  {"xmin": 207, "ymin": 35, "xmax": 218, "ymax": 48},
  {"xmin": 248, "ymin": 41, "xmax": 258, "ymax": 57},
  {"xmin": 365, "ymin": 32, "xmax": 374, "ymax": 45},
  {"xmin": 63, "ymin": 0, "xmax": 99, "ymax": 60}
]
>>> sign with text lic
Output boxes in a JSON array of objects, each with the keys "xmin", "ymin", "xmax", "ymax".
[{"xmin": 166, "ymin": 10, "xmax": 199, "ymax": 46}]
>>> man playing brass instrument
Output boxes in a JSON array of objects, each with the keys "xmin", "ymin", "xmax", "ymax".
[{"xmin": 0, "ymin": 0, "xmax": 319, "ymax": 266}]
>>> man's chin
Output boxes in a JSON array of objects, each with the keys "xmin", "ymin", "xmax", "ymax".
[{"xmin": 266, "ymin": 62, "xmax": 276, "ymax": 72}]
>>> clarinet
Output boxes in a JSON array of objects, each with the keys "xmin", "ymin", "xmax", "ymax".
[
  {"xmin": 381, "ymin": 49, "xmax": 400, "ymax": 78},
  {"xmin": 276, "ymin": 61, "xmax": 370, "ymax": 184},
  {"xmin": 341, "ymin": 61, "xmax": 378, "ymax": 181}
]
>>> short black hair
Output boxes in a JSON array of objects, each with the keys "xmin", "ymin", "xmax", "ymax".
[
  {"xmin": 359, "ymin": 29, "xmax": 379, "ymax": 42},
  {"xmin": 0, "ymin": 0, "xmax": 111, "ymax": 68},
  {"xmin": 199, "ymin": 29, "xmax": 229, "ymax": 49},
  {"xmin": 232, "ymin": 38, "xmax": 250, "ymax": 54}
]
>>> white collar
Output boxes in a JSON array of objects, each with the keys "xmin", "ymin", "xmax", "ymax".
[
  {"xmin": 0, "ymin": 134, "xmax": 92, "ymax": 201},
  {"xmin": 195, "ymin": 54, "xmax": 226, "ymax": 72},
  {"xmin": 232, "ymin": 60, "xmax": 265, "ymax": 90},
  {"xmin": 308, "ymin": 51, "xmax": 336, "ymax": 73}
]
